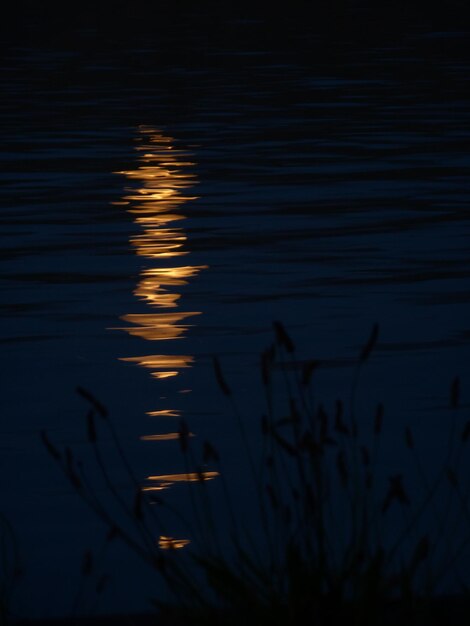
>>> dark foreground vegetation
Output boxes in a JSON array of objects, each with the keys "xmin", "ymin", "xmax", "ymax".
[{"xmin": 6, "ymin": 324, "xmax": 470, "ymax": 625}]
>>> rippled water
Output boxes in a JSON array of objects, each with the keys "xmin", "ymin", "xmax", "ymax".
[{"xmin": 1, "ymin": 8, "xmax": 470, "ymax": 618}]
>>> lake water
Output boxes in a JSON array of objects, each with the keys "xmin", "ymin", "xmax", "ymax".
[{"xmin": 1, "ymin": 6, "xmax": 470, "ymax": 619}]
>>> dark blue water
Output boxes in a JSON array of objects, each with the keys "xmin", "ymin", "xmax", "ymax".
[{"xmin": 1, "ymin": 7, "xmax": 470, "ymax": 619}]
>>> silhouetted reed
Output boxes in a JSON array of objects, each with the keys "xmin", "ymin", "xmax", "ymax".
[{"xmin": 41, "ymin": 324, "xmax": 470, "ymax": 625}]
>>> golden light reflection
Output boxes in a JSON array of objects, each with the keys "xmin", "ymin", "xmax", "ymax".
[
  {"xmin": 117, "ymin": 312, "xmax": 201, "ymax": 342},
  {"xmin": 115, "ymin": 127, "xmax": 207, "ymax": 386},
  {"xmin": 116, "ymin": 128, "xmax": 214, "ymax": 550},
  {"xmin": 119, "ymin": 355, "xmax": 194, "ymax": 369},
  {"xmin": 159, "ymin": 536, "xmax": 191, "ymax": 550},
  {"xmin": 152, "ymin": 371, "xmax": 179, "ymax": 379},
  {"xmin": 134, "ymin": 265, "xmax": 207, "ymax": 307},
  {"xmin": 146, "ymin": 409, "xmax": 181, "ymax": 418},
  {"xmin": 140, "ymin": 432, "xmax": 195, "ymax": 441},
  {"xmin": 143, "ymin": 471, "xmax": 220, "ymax": 492}
]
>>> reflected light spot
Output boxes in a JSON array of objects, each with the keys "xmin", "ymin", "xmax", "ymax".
[
  {"xmin": 119, "ymin": 354, "xmax": 193, "ymax": 380},
  {"xmin": 159, "ymin": 536, "xmax": 190, "ymax": 550},
  {"xmin": 146, "ymin": 471, "xmax": 219, "ymax": 483},
  {"xmin": 146, "ymin": 409, "xmax": 181, "ymax": 417},
  {"xmin": 135, "ymin": 214, "xmax": 184, "ymax": 226},
  {"xmin": 120, "ymin": 355, "xmax": 194, "ymax": 368},
  {"xmin": 152, "ymin": 371, "xmax": 179, "ymax": 379},
  {"xmin": 133, "ymin": 290, "xmax": 181, "ymax": 309},
  {"xmin": 118, "ymin": 326, "xmax": 187, "ymax": 340},
  {"xmin": 143, "ymin": 483, "xmax": 172, "ymax": 492},
  {"xmin": 115, "ymin": 312, "xmax": 201, "ymax": 342},
  {"xmin": 141, "ymin": 265, "xmax": 208, "ymax": 285},
  {"xmin": 140, "ymin": 432, "xmax": 195, "ymax": 441},
  {"xmin": 121, "ymin": 312, "xmax": 200, "ymax": 325}
]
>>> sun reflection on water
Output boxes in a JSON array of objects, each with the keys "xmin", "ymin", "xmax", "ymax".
[
  {"xmin": 114, "ymin": 127, "xmax": 212, "ymax": 521},
  {"xmin": 143, "ymin": 471, "xmax": 219, "ymax": 492},
  {"xmin": 158, "ymin": 536, "xmax": 191, "ymax": 550},
  {"xmin": 115, "ymin": 126, "xmax": 207, "ymax": 394}
]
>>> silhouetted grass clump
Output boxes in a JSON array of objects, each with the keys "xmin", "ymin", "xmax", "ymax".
[{"xmin": 42, "ymin": 324, "xmax": 470, "ymax": 625}]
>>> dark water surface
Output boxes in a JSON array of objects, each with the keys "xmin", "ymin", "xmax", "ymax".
[{"xmin": 1, "ymin": 6, "xmax": 470, "ymax": 619}]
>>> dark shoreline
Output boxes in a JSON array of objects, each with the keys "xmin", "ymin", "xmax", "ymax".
[{"xmin": 11, "ymin": 595, "xmax": 470, "ymax": 626}]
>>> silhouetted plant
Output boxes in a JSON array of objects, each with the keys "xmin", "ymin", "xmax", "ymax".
[{"xmin": 42, "ymin": 324, "xmax": 470, "ymax": 625}]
